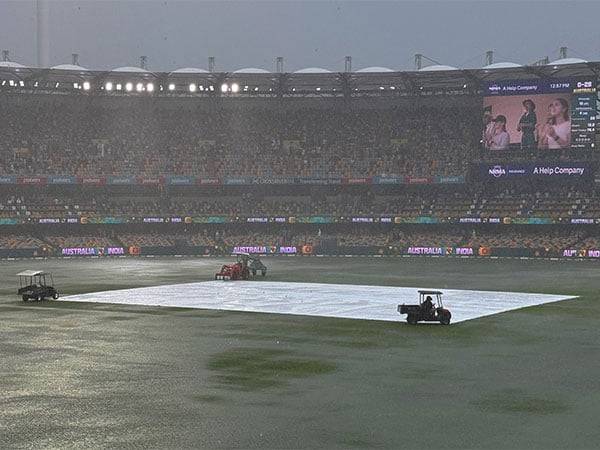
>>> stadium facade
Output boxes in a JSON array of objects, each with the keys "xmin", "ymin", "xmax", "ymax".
[{"xmin": 0, "ymin": 59, "xmax": 599, "ymax": 260}]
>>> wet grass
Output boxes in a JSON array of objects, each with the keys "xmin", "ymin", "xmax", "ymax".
[
  {"xmin": 207, "ymin": 347, "xmax": 337, "ymax": 391},
  {"xmin": 473, "ymin": 388, "xmax": 569, "ymax": 415}
]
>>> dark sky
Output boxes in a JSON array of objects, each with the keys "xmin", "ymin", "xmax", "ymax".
[{"xmin": 0, "ymin": 0, "xmax": 599, "ymax": 71}]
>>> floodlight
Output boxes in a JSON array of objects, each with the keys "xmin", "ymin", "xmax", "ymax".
[
  {"xmin": 168, "ymin": 83, "xmax": 175, "ymax": 91},
  {"xmin": 189, "ymin": 83, "xmax": 196, "ymax": 92},
  {"xmin": 125, "ymin": 82, "xmax": 133, "ymax": 92},
  {"xmin": 105, "ymin": 82, "xmax": 113, "ymax": 91},
  {"xmin": 221, "ymin": 83, "xmax": 228, "ymax": 93},
  {"xmin": 83, "ymin": 81, "xmax": 90, "ymax": 91},
  {"xmin": 136, "ymin": 82, "xmax": 144, "ymax": 92},
  {"xmin": 146, "ymin": 83, "xmax": 154, "ymax": 92},
  {"xmin": 231, "ymin": 83, "xmax": 239, "ymax": 93}
]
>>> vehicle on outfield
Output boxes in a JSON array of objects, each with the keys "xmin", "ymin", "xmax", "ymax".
[
  {"xmin": 398, "ymin": 290, "xmax": 451, "ymax": 325},
  {"xmin": 215, "ymin": 253, "xmax": 267, "ymax": 280},
  {"xmin": 17, "ymin": 270, "xmax": 60, "ymax": 302}
]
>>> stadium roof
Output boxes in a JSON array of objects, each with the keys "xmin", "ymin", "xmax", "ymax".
[
  {"xmin": 548, "ymin": 57, "xmax": 587, "ymax": 65},
  {"xmin": 0, "ymin": 61, "xmax": 26, "ymax": 68},
  {"xmin": 0, "ymin": 60, "xmax": 598, "ymax": 96},
  {"xmin": 419, "ymin": 64, "xmax": 459, "ymax": 71},
  {"xmin": 356, "ymin": 66, "xmax": 394, "ymax": 73},
  {"xmin": 294, "ymin": 67, "xmax": 332, "ymax": 74},
  {"xmin": 51, "ymin": 64, "xmax": 89, "ymax": 71},
  {"xmin": 171, "ymin": 67, "xmax": 209, "ymax": 74},
  {"xmin": 111, "ymin": 66, "xmax": 150, "ymax": 73},
  {"xmin": 482, "ymin": 62, "xmax": 521, "ymax": 69},
  {"xmin": 233, "ymin": 68, "xmax": 270, "ymax": 74}
]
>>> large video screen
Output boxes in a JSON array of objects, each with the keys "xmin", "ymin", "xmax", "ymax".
[{"xmin": 482, "ymin": 79, "xmax": 597, "ymax": 150}]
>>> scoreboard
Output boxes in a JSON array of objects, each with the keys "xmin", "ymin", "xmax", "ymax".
[{"xmin": 571, "ymin": 80, "xmax": 596, "ymax": 149}]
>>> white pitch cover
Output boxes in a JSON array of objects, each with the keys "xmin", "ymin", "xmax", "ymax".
[{"xmin": 61, "ymin": 281, "xmax": 576, "ymax": 324}]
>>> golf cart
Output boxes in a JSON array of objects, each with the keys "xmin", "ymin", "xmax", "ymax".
[
  {"xmin": 17, "ymin": 270, "xmax": 59, "ymax": 302},
  {"xmin": 398, "ymin": 290, "xmax": 451, "ymax": 325}
]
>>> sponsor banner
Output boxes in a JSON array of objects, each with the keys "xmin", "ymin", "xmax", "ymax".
[
  {"xmin": 342, "ymin": 177, "xmax": 372, "ymax": 185},
  {"xmin": 169, "ymin": 217, "xmax": 183, "ymax": 223},
  {"xmin": 587, "ymin": 249, "xmax": 600, "ymax": 258},
  {"xmin": 246, "ymin": 217, "xmax": 268, "ymax": 223},
  {"xmin": 192, "ymin": 216, "xmax": 228, "ymax": 224},
  {"xmin": 142, "ymin": 217, "xmax": 165, "ymax": 223},
  {"xmin": 84, "ymin": 216, "xmax": 127, "ymax": 224},
  {"xmin": 197, "ymin": 178, "xmax": 221, "ymax": 185},
  {"xmin": 510, "ymin": 217, "xmax": 555, "ymax": 225},
  {"xmin": 79, "ymin": 177, "xmax": 106, "ymax": 185},
  {"xmin": 18, "ymin": 176, "xmax": 47, "ymax": 185},
  {"xmin": 372, "ymin": 176, "xmax": 404, "ymax": 184},
  {"xmin": 0, "ymin": 218, "xmax": 19, "ymax": 225},
  {"xmin": 483, "ymin": 79, "xmax": 595, "ymax": 96},
  {"xmin": 405, "ymin": 246, "xmax": 475, "ymax": 256},
  {"xmin": 570, "ymin": 218, "xmax": 596, "ymax": 224},
  {"xmin": 47, "ymin": 175, "xmax": 77, "ymax": 184},
  {"xmin": 436, "ymin": 175, "xmax": 465, "ymax": 184},
  {"xmin": 250, "ymin": 177, "xmax": 296, "ymax": 185},
  {"xmin": 223, "ymin": 177, "xmax": 251, "ymax": 185},
  {"xmin": 481, "ymin": 163, "xmax": 591, "ymax": 180},
  {"xmin": 459, "ymin": 217, "xmax": 482, "ymax": 223},
  {"xmin": 167, "ymin": 176, "xmax": 194, "ymax": 185},
  {"xmin": 351, "ymin": 217, "xmax": 374, "ymax": 223},
  {"xmin": 0, "ymin": 175, "xmax": 17, "ymax": 184},
  {"xmin": 137, "ymin": 176, "xmax": 164, "ymax": 185},
  {"xmin": 453, "ymin": 247, "xmax": 475, "ymax": 256},
  {"xmin": 108, "ymin": 176, "xmax": 135, "ymax": 185},
  {"xmin": 233, "ymin": 246, "xmax": 269, "ymax": 254},
  {"xmin": 562, "ymin": 249, "xmax": 588, "ymax": 257},
  {"xmin": 407, "ymin": 246, "xmax": 445, "ymax": 255},
  {"xmin": 414, "ymin": 216, "xmax": 439, "ymax": 224},
  {"xmin": 297, "ymin": 177, "xmax": 342, "ymax": 185},
  {"xmin": 61, "ymin": 246, "xmax": 126, "ymax": 256},
  {"xmin": 38, "ymin": 218, "xmax": 61, "ymax": 224},
  {"xmin": 273, "ymin": 217, "xmax": 287, "ymax": 223},
  {"xmin": 407, "ymin": 176, "xmax": 432, "ymax": 184},
  {"xmin": 295, "ymin": 216, "xmax": 335, "ymax": 224},
  {"xmin": 380, "ymin": 217, "xmax": 393, "ymax": 223},
  {"xmin": 61, "ymin": 247, "xmax": 98, "ymax": 256}
]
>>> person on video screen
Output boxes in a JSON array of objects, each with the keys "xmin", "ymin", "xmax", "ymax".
[
  {"xmin": 538, "ymin": 98, "xmax": 571, "ymax": 149},
  {"xmin": 488, "ymin": 115, "xmax": 510, "ymax": 150},
  {"xmin": 517, "ymin": 99, "xmax": 537, "ymax": 149},
  {"xmin": 482, "ymin": 108, "xmax": 495, "ymax": 148}
]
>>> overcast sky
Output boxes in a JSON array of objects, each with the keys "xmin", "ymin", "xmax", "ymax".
[{"xmin": 0, "ymin": 0, "xmax": 599, "ymax": 71}]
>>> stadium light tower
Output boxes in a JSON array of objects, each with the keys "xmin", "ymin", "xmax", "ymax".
[
  {"xmin": 559, "ymin": 46, "xmax": 568, "ymax": 59},
  {"xmin": 208, "ymin": 56, "xmax": 216, "ymax": 73},
  {"xmin": 2, "ymin": 50, "xmax": 9, "ymax": 62},
  {"xmin": 344, "ymin": 56, "xmax": 352, "ymax": 73},
  {"xmin": 485, "ymin": 50, "xmax": 493, "ymax": 66},
  {"xmin": 140, "ymin": 55, "xmax": 148, "ymax": 70},
  {"xmin": 414, "ymin": 53, "xmax": 423, "ymax": 70},
  {"xmin": 72, "ymin": 53, "xmax": 79, "ymax": 66},
  {"xmin": 276, "ymin": 56, "xmax": 284, "ymax": 73},
  {"xmin": 36, "ymin": 0, "xmax": 50, "ymax": 67}
]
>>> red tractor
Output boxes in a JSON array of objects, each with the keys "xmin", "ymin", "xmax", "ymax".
[{"xmin": 215, "ymin": 253, "xmax": 252, "ymax": 280}]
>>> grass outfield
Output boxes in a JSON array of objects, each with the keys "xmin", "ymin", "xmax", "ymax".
[{"xmin": 1, "ymin": 256, "xmax": 599, "ymax": 448}]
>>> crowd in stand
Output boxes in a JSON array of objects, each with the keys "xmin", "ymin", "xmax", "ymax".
[
  {"xmin": 2, "ymin": 186, "xmax": 599, "ymax": 220},
  {"xmin": 0, "ymin": 95, "xmax": 481, "ymax": 179}
]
